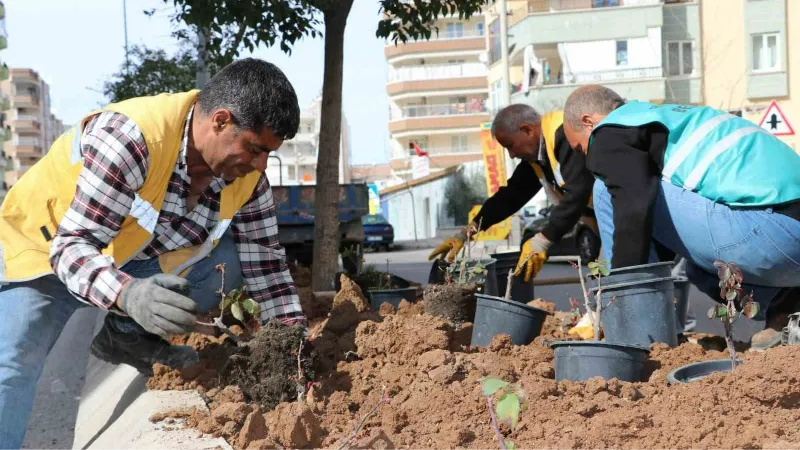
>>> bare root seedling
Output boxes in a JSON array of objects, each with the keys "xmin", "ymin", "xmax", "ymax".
[
  {"xmin": 195, "ymin": 263, "xmax": 261, "ymax": 346},
  {"xmin": 707, "ymin": 260, "xmax": 759, "ymax": 371}
]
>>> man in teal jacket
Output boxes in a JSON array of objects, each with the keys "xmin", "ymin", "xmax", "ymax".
[{"xmin": 563, "ymin": 84, "xmax": 800, "ymax": 349}]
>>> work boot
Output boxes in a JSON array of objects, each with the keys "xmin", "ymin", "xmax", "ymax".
[
  {"xmin": 750, "ymin": 288, "xmax": 799, "ymax": 351},
  {"xmin": 90, "ymin": 314, "xmax": 200, "ymax": 377}
]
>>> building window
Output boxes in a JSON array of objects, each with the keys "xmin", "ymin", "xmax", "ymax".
[
  {"xmin": 666, "ymin": 40, "xmax": 694, "ymax": 77},
  {"xmin": 489, "ymin": 19, "xmax": 500, "ymax": 64},
  {"xmin": 451, "ymin": 135, "xmax": 469, "ymax": 152},
  {"xmin": 752, "ymin": 33, "xmax": 779, "ymax": 71},
  {"xmin": 616, "ymin": 41, "xmax": 628, "ymax": 66},
  {"xmin": 490, "ymin": 80, "xmax": 503, "ymax": 114},
  {"xmin": 445, "ymin": 22, "xmax": 464, "ymax": 38},
  {"xmin": 477, "ymin": 23, "xmax": 485, "ymax": 37}
]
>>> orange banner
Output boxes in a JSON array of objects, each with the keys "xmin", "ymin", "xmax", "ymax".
[{"xmin": 480, "ymin": 122, "xmax": 508, "ymax": 197}]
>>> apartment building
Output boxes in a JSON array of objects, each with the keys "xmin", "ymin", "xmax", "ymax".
[
  {"xmin": 0, "ymin": 68, "xmax": 66, "ymax": 190},
  {"xmin": 265, "ymin": 95, "xmax": 352, "ymax": 186},
  {"xmin": 385, "ymin": 15, "xmax": 491, "ymax": 182},
  {"xmin": 0, "ymin": 0, "xmax": 8, "ymax": 202},
  {"xmin": 485, "ymin": 0, "xmax": 701, "ymax": 115},
  {"xmin": 702, "ymin": 0, "xmax": 798, "ymax": 152}
]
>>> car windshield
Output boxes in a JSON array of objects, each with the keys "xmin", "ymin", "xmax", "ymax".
[{"xmin": 362, "ymin": 214, "xmax": 388, "ymax": 225}]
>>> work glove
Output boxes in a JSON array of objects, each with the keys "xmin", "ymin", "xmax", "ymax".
[
  {"xmin": 117, "ymin": 274, "xmax": 198, "ymax": 340},
  {"xmin": 514, "ymin": 233, "xmax": 552, "ymax": 283},
  {"xmin": 428, "ymin": 222, "xmax": 478, "ymax": 262}
]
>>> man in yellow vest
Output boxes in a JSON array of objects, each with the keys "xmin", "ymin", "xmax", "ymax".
[
  {"xmin": 0, "ymin": 58, "xmax": 307, "ymax": 448},
  {"xmin": 429, "ymin": 103, "xmax": 596, "ymax": 281}
]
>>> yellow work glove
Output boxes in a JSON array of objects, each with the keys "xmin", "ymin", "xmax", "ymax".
[
  {"xmin": 514, "ymin": 233, "xmax": 552, "ymax": 282},
  {"xmin": 428, "ymin": 223, "xmax": 477, "ymax": 262}
]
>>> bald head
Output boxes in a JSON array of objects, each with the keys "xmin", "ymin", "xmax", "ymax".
[
  {"xmin": 491, "ymin": 104, "xmax": 541, "ymax": 138},
  {"xmin": 563, "ymin": 85, "xmax": 625, "ymax": 130},
  {"xmin": 490, "ymin": 104, "xmax": 543, "ymax": 162}
]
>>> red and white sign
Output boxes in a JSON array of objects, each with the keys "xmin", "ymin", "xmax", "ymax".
[{"xmin": 758, "ymin": 100, "xmax": 795, "ymax": 136}]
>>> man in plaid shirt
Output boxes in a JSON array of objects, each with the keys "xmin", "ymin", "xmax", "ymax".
[{"xmin": 0, "ymin": 59, "xmax": 306, "ymax": 448}]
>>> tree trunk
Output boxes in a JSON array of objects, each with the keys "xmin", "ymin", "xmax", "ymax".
[{"xmin": 311, "ymin": 1, "xmax": 354, "ymax": 292}]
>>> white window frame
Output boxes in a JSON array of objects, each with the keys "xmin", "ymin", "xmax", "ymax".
[
  {"xmin": 615, "ymin": 40, "xmax": 628, "ymax": 67},
  {"xmin": 751, "ymin": 32, "xmax": 781, "ymax": 73},
  {"xmin": 665, "ymin": 40, "xmax": 696, "ymax": 78}
]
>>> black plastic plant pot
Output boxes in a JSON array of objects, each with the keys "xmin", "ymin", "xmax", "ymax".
[
  {"xmin": 490, "ymin": 251, "xmax": 534, "ymax": 303},
  {"xmin": 585, "ymin": 261, "xmax": 675, "ymax": 286},
  {"xmin": 367, "ymin": 287, "xmax": 418, "ymax": 310},
  {"xmin": 590, "ymin": 276, "xmax": 679, "ymax": 348},
  {"xmin": 428, "ymin": 258, "xmax": 499, "ymax": 296},
  {"xmin": 673, "ymin": 276, "xmax": 691, "ymax": 333},
  {"xmin": 667, "ymin": 358, "xmax": 744, "ymax": 384},
  {"xmin": 550, "ymin": 340, "xmax": 650, "ymax": 382},
  {"xmin": 470, "ymin": 293, "xmax": 548, "ymax": 347}
]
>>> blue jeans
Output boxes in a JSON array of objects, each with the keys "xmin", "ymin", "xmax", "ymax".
[
  {"xmin": 594, "ymin": 179, "xmax": 800, "ymax": 320},
  {"xmin": 0, "ymin": 233, "xmax": 242, "ymax": 449}
]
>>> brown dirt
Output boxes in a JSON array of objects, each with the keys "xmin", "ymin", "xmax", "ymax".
[
  {"xmin": 148, "ymin": 275, "xmax": 800, "ymax": 449},
  {"xmin": 423, "ymin": 283, "xmax": 479, "ymax": 325}
]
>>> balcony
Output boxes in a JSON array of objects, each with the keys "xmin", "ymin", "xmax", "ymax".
[
  {"xmin": 12, "ymin": 114, "xmax": 41, "ymax": 133},
  {"xmin": 510, "ymin": 66, "xmax": 665, "ymax": 111},
  {"xmin": 509, "ymin": 0, "xmax": 663, "ymax": 49},
  {"xmin": 13, "ymin": 95, "xmax": 40, "ymax": 109},
  {"xmin": 0, "ymin": 64, "xmax": 7, "ymax": 82},
  {"xmin": 387, "ymin": 62, "xmax": 488, "ymax": 96},
  {"xmin": 388, "ymin": 101, "xmax": 490, "ymax": 133},
  {"xmin": 10, "ymin": 68, "xmax": 40, "ymax": 83},
  {"xmin": 385, "ymin": 28, "xmax": 486, "ymax": 59}
]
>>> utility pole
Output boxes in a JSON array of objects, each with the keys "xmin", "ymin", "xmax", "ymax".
[
  {"xmin": 122, "ymin": 0, "xmax": 130, "ymax": 73},
  {"xmin": 195, "ymin": 28, "xmax": 209, "ymax": 89},
  {"xmin": 498, "ymin": 0, "xmax": 521, "ymax": 247}
]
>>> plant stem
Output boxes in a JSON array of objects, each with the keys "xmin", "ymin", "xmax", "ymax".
[
  {"xmin": 574, "ymin": 256, "xmax": 597, "ymax": 334},
  {"xmin": 486, "ymin": 396, "xmax": 507, "ymax": 450},
  {"xmin": 594, "ymin": 289, "xmax": 602, "ymax": 342},
  {"xmin": 504, "ymin": 268, "xmax": 514, "ymax": 300},
  {"xmin": 336, "ymin": 387, "xmax": 388, "ymax": 450},
  {"xmin": 724, "ymin": 305, "xmax": 737, "ymax": 371},
  {"xmin": 295, "ymin": 338, "xmax": 306, "ymax": 400}
]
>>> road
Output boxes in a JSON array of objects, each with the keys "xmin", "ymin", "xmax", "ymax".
[
  {"xmin": 22, "ymin": 246, "xmax": 763, "ymax": 448},
  {"xmin": 365, "ymin": 247, "xmax": 765, "ymax": 339}
]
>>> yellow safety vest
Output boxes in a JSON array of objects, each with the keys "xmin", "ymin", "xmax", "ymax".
[
  {"xmin": 529, "ymin": 110, "xmax": 593, "ymax": 209},
  {"xmin": 0, "ymin": 90, "xmax": 261, "ymax": 283}
]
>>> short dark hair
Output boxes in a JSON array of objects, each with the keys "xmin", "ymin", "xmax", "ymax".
[{"xmin": 198, "ymin": 58, "xmax": 300, "ymax": 140}]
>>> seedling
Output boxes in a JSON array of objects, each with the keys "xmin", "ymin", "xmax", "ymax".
[
  {"xmin": 195, "ymin": 263, "xmax": 261, "ymax": 345},
  {"xmin": 441, "ymin": 218, "xmax": 490, "ymax": 288},
  {"xmin": 478, "ymin": 376, "xmax": 528, "ymax": 450},
  {"xmin": 569, "ymin": 257, "xmax": 611, "ymax": 340},
  {"xmin": 706, "ymin": 260, "xmax": 758, "ymax": 371}
]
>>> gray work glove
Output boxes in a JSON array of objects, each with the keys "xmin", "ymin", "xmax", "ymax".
[{"xmin": 118, "ymin": 274, "xmax": 198, "ymax": 339}]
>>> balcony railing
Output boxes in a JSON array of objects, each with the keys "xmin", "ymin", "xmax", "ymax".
[
  {"xmin": 388, "ymin": 62, "xmax": 487, "ymax": 83},
  {"xmin": 527, "ymin": 0, "xmax": 661, "ymax": 13},
  {"xmin": 15, "ymin": 114, "xmax": 40, "ymax": 122},
  {"xmin": 406, "ymin": 145, "xmax": 483, "ymax": 157},
  {"xmin": 394, "ymin": 27, "xmax": 485, "ymax": 45},
  {"xmin": 512, "ymin": 66, "xmax": 663, "ymax": 92},
  {"xmin": 15, "ymin": 137, "xmax": 41, "ymax": 147},
  {"xmin": 13, "ymin": 95, "xmax": 40, "ymax": 108},
  {"xmin": 391, "ymin": 100, "xmax": 488, "ymax": 120}
]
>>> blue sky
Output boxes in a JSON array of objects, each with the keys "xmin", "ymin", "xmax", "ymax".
[{"xmin": 3, "ymin": 0, "xmax": 391, "ymax": 165}]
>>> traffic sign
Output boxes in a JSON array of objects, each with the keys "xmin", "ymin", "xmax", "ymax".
[{"xmin": 758, "ymin": 100, "xmax": 795, "ymax": 136}]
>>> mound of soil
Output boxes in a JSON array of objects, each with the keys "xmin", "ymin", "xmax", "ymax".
[{"xmin": 149, "ymin": 275, "xmax": 800, "ymax": 449}]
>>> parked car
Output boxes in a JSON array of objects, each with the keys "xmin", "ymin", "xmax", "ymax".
[
  {"xmin": 521, "ymin": 206, "xmax": 601, "ymax": 263},
  {"xmin": 362, "ymin": 214, "xmax": 394, "ymax": 252}
]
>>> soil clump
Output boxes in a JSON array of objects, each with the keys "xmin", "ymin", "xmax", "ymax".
[{"xmin": 423, "ymin": 283, "xmax": 478, "ymax": 324}]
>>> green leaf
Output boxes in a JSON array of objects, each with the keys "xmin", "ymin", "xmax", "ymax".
[
  {"xmin": 505, "ymin": 441, "xmax": 517, "ymax": 450},
  {"xmin": 231, "ymin": 303, "xmax": 245, "ymax": 322},
  {"xmin": 479, "ymin": 376, "xmax": 509, "ymax": 396},
  {"xmin": 496, "ymin": 392, "xmax": 521, "ymax": 429},
  {"xmin": 726, "ymin": 288, "xmax": 738, "ymax": 301},
  {"xmin": 742, "ymin": 302, "xmax": 759, "ymax": 319},
  {"xmin": 243, "ymin": 298, "xmax": 260, "ymax": 316},
  {"xmin": 598, "ymin": 265, "xmax": 610, "ymax": 277},
  {"xmin": 707, "ymin": 305, "xmax": 728, "ymax": 319},
  {"xmin": 587, "ymin": 262, "xmax": 599, "ymax": 269}
]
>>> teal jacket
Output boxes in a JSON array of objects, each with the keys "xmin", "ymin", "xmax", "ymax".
[{"xmin": 593, "ymin": 100, "xmax": 800, "ymax": 208}]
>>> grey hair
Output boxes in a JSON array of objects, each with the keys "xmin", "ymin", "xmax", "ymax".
[
  {"xmin": 563, "ymin": 85, "xmax": 625, "ymax": 129},
  {"xmin": 491, "ymin": 104, "xmax": 541, "ymax": 137}
]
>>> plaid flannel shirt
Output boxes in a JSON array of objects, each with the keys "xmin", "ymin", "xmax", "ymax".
[{"xmin": 49, "ymin": 106, "xmax": 305, "ymax": 325}]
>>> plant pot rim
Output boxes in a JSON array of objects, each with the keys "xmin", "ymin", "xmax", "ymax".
[
  {"xmin": 474, "ymin": 293, "xmax": 552, "ymax": 315},
  {"xmin": 367, "ymin": 287, "xmax": 418, "ymax": 294},
  {"xmin": 549, "ymin": 340, "xmax": 651, "ymax": 353},
  {"xmin": 588, "ymin": 275, "xmax": 678, "ymax": 293},
  {"xmin": 666, "ymin": 357, "xmax": 744, "ymax": 384},
  {"xmin": 610, "ymin": 261, "xmax": 675, "ymax": 272}
]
